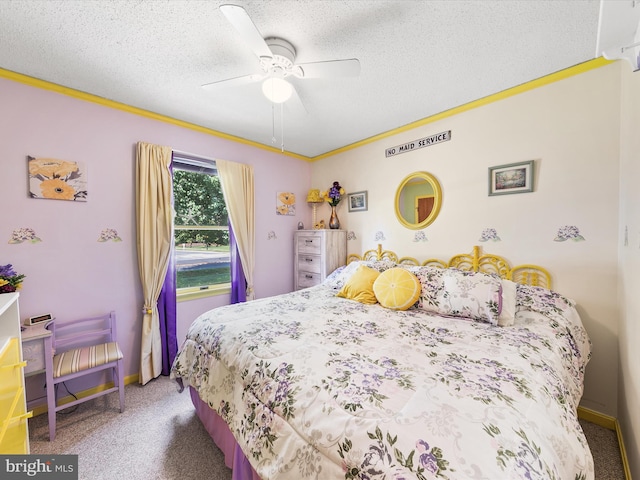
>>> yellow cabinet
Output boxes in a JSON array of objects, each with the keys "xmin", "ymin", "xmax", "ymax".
[{"xmin": 0, "ymin": 293, "xmax": 31, "ymax": 454}]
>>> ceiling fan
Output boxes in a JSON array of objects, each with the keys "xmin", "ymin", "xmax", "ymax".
[{"xmin": 202, "ymin": 4, "xmax": 361, "ymax": 110}]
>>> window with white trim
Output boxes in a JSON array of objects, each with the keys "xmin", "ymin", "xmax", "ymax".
[{"xmin": 173, "ymin": 154, "xmax": 230, "ymax": 296}]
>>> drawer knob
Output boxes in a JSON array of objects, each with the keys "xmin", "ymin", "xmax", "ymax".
[
  {"xmin": 305, "ymin": 239, "xmax": 314, "ymax": 244},
  {"xmin": 305, "ymin": 258, "xmax": 313, "ymax": 262},
  {"xmin": 305, "ymin": 274, "xmax": 313, "ymax": 279}
]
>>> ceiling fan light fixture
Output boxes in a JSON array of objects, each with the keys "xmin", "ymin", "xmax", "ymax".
[{"xmin": 262, "ymin": 77, "xmax": 293, "ymax": 103}]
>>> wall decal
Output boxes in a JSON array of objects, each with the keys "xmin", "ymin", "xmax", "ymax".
[
  {"xmin": 267, "ymin": 231, "xmax": 277, "ymax": 240},
  {"xmin": 347, "ymin": 231, "xmax": 357, "ymax": 240},
  {"xmin": 98, "ymin": 228, "xmax": 122, "ymax": 242},
  {"xmin": 374, "ymin": 231, "xmax": 386, "ymax": 242},
  {"xmin": 8, "ymin": 227, "xmax": 41, "ymax": 244},
  {"xmin": 554, "ymin": 225, "xmax": 585, "ymax": 242},
  {"xmin": 28, "ymin": 156, "xmax": 87, "ymax": 201},
  {"xmin": 276, "ymin": 192, "xmax": 295, "ymax": 215},
  {"xmin": 479, "ymin": 228, "xmax": 501, "ymax": 242},
  {"xmin": 413, "ymin": 231, "xmax": 428, "ymax": 242}
]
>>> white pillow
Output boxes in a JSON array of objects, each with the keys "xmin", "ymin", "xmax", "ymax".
[
  {"xmin": 324, "ymin": 259, "xmax": 396, "ymax": 290},
  {"xmin": 498, "ymin": 279, "xmax": 517, "ymax": 327},
  {"xmin": 437, "ymin": 269, "xmax": 503, "ymax": 325},
  {"xmin": 324, "ymin": 262, "xmax": 362, "ymax": 289}
]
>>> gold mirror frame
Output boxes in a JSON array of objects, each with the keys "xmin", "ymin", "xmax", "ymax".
[{"xmin": 394, "ymin": 171, "xmax": 442, "ymax": 230}]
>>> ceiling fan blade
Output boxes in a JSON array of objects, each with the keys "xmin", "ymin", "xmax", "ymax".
[
  {"xmin": 202, "ymin": 73, "xmax": 264, "ymax": 90},
  {"xmin": 297, "ymin": 59, "xmax": 361, "ymax": 79},
  {"xmin": 219, "ymin": 4, "xmax": 273, "ymax": 59}
]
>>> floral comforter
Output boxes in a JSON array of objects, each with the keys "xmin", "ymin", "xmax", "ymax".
[{"xmin": 171, "ymin": 283, "xmax": 593, "ymax": 480}]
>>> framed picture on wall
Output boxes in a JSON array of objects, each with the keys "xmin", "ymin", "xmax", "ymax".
[
  {"xmin": 28, "ymin": 155, "xmax": 88, "ymax": 201},
  {"xmin": 347, "ymin": 191, "xmax": 368, "ymax": 212},
  {"xmin": 488, "ymin": 160, "xmax": 534, "ymax": 196}
]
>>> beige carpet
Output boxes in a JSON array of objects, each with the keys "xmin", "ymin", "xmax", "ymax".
[
  {"xmin": 579, "ymin": 419, "xmax": 626, "ymax": 480},
  {"xmin": 29, "ymin": 376, "xmax": 625, "ymax": 480},
  {"xmin": 29, "ymin": 377, "xmax": 231, "ymax": 480}
]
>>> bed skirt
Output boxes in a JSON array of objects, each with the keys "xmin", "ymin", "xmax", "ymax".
[{"xmin": 189, "ymin": 387, "xmax": 262, "ymax": 480}]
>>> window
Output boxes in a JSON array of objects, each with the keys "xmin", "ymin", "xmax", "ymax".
[{"xmin": 173, "ymin": 154, "xmax": 230, "ymax": 299}]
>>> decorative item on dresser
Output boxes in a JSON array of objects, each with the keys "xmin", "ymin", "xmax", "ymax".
[
  {"xmin": 305, "ymin": 189, "xmax": 325, "ymax": 229},
  {"xmin": 0, "ymin": 292, "xmax": 32, "ymax": 454},
  {"xmin": 322, "ymin": 181, "xmax": 345, "ymax": 230},
  {"xmin": 294, "ymin": 229, "xmax": 347, "ymax": 290},
  {"xmin": 0, "ymin": 264, "xmax": 26, "ymax": 294}
]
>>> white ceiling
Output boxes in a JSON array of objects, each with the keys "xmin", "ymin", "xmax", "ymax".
[{"xmin": 0, "ymin": 0, "xmax": 603, "ymax": 158}]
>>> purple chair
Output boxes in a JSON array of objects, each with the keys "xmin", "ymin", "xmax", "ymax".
[{"xmin": 43, "ymin": 311, "xmax": 124, "ymax": 441}]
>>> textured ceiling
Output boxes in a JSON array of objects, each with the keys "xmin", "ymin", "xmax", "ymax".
[{"xmin": 0, "ymin": 0, "xmax": 603, "ymax": 158}]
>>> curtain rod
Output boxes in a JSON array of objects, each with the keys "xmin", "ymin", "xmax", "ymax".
[{"xmin": 172, "ymin": 149, "xmax": 218, "ymax": 163}]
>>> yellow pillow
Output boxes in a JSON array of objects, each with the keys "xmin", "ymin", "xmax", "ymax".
[
  {"xmin": 373, "ymin": 267, "xmax": 421, "ymax": 311},
  {"xmin": 336, "ymin": 265, "xmax": 380, "ymax": 304}
]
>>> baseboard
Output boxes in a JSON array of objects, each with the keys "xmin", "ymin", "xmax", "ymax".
[
  {"xmin": 577, "ymin": 406, "xmax": 616, "ymax": 429},
  {"xmin": 29, "ymin": 373, "xmax": 140, "ymax": 417},
  {"xmin": 578, "ymin": 406, "xmax": 633, "ymax": 480}
]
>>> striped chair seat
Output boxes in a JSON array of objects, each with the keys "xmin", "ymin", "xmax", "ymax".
[{"xmin": 53, "ymin": 341, "xmax": 123, "ymax": 378}]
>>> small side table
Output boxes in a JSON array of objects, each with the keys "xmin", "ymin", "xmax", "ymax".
[
  {"xmin": 21, "ymin": 322, "xmax": 53, "ymax": 376},
  {"xmin": 20, "ymin": 322, "xmax": 53, "ymax": 410}
]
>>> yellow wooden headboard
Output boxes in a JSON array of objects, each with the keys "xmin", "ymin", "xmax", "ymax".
[{"xmin": 347, "ymin": 245, "xmax": 552, "ymax": 289}]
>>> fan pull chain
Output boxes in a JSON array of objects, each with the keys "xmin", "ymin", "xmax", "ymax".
[
  {"xmin": 271, "ymin": 102, "xmax": 276, "ymax": 144},
  {"xmin": 270, "ymin": 101, "xmax": 285, "ymax": 152},
  {"xmin": 280, "ymin": 102, "xmax": 285, "ymax": 152}
]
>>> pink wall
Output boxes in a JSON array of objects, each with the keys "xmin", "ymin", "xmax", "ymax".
[{"xmin": 0, "ymin": 77, "xmax": 312, "ymax": 392}]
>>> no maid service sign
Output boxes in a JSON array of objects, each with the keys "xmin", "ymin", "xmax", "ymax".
[{"xmin": 385, "ymin": 130, "xmax": 451, "ymax": 158}]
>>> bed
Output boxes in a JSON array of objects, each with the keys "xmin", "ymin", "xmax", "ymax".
[{"xmin": 171, "ymin": 245, "xmax": 593, "ymax": 480}]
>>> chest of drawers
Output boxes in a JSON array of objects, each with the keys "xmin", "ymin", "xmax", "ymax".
[
  {"xmin": 0, "ymin": 293, "xmax": 31, "ymax": 454},
  {"xmin": 294, "ymin": 230, "xmax": 347, "ymax": 290}
]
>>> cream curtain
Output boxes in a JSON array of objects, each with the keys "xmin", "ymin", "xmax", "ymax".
[
  {"xmin": 216, "ymin": 159, "xmax": 255, "ymax": 300},
  {"xmin": 135, "ymin": 142, "xmax": 173, "ymax": 384}
]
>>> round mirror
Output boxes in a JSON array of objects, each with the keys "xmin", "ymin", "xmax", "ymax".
[{"xmin": 394, "ymin": 172, "xmax": 442, "ymax": 229}]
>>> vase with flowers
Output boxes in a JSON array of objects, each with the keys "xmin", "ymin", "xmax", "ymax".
[
  {"xmin": 322, "ymin": 181, "xmax": 345, "ymax": 229},
  {"xmin": 0, "ymin": 264, "xmax": 26, "ymax": 294}
]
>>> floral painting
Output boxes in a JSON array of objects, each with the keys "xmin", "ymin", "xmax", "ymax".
[
  {"xmin": 276, "ymin": 192, "xmax": 295, "ymax": 215},
  {"xmin": 28, "ymin": 156, "xmax": 87, "ymax": 201}
]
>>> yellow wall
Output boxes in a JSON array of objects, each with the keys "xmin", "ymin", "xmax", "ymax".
[
  {"xmin": 312, "ymin": 62, "xmax": 622, "ymax": 420},
  {"xmin": 618, "ymin": 60, "xmax": 640, "ymax": 479}
]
